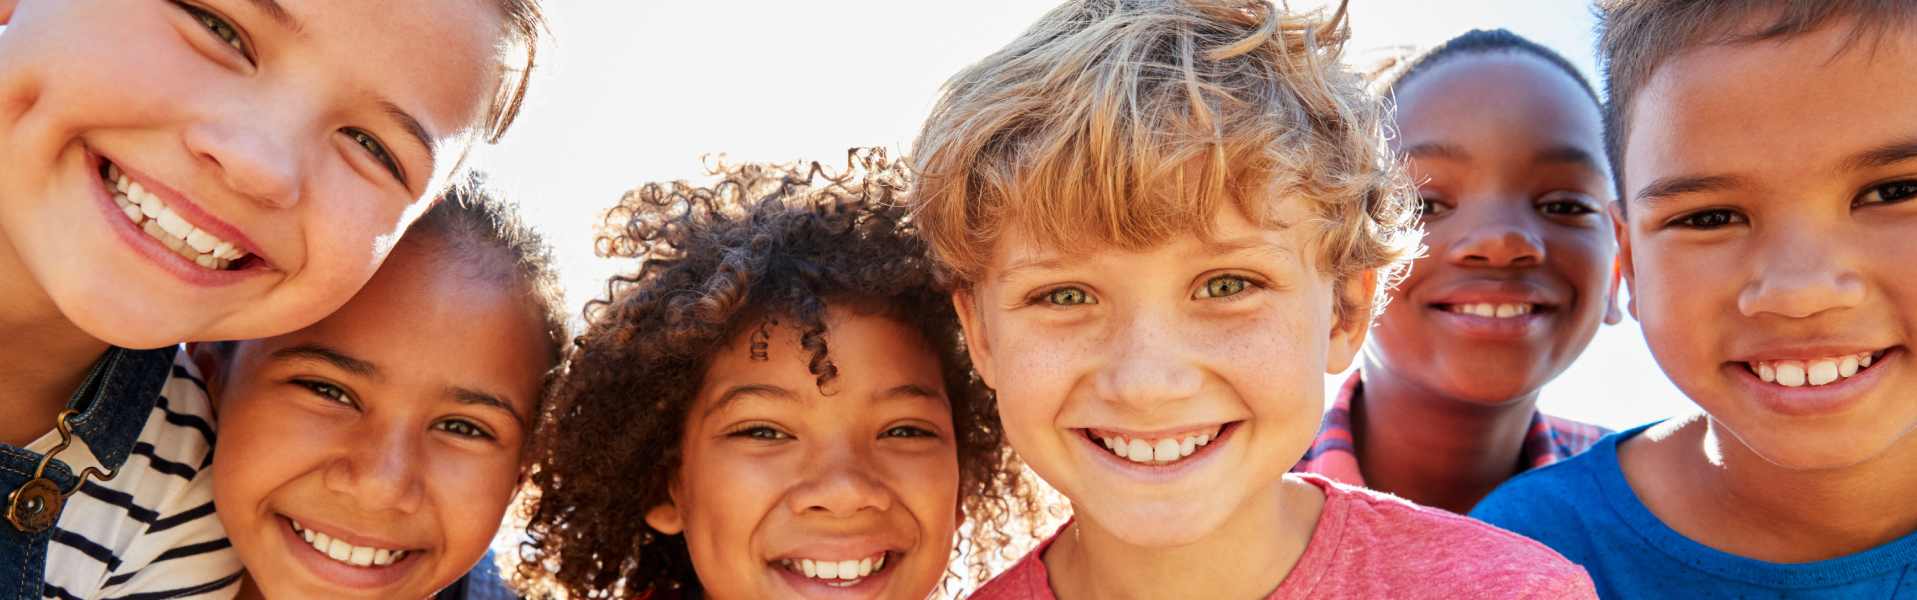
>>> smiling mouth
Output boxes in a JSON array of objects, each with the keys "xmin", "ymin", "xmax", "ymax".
[
  {"xmin": 1746, "ymin": 349, "xmax": 1889, "ymax": 387},
  {"xmin": 290, "ymin": 519, "xmax": 411, "ymax": 568},
  {"xmin": 778, "ymin": 552, "xmax": 889, "ymax": 587},
  {"xmin": 1084, "ymin": 424, "xmax": 1230, "ymax": 466},
  {"xmin": 99, "ymin": 160, "xmax": 255, "ymax": 271},
  {"xmin": 1437, "ymin": 303, "xmax": 1543, "ymax": 318}
]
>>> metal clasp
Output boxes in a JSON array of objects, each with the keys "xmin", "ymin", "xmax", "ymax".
[{"xmin": 6, "ymin": 410, "xmax": 120, "ymax": 532}]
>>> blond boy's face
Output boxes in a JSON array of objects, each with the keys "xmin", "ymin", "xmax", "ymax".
[
  {"xmin": 956, "ymin": 204, "xmax": 1367, "ymax": 548},
  {"xmin": 1619, "ymin": 23, "xmax": 1917, "ymax": 468},
  {"xmin": 0, "ymin": 0, "xmax": 502, "ymax": 348}
]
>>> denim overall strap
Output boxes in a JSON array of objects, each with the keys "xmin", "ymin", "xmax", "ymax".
[{"xmin": 0, "ymin": 346, "xmax": 176, "ymax": 600}]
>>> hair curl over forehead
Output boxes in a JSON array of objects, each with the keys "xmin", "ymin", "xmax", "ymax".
[
  {"xmin": 513, "ymin": 150, "xmax": 1043, "ymax": 598},
  {"xmin": 1597, "ymin": 0, "xmax": 1917, "ymax": 200},
  {"xmin": 908, "ymin": 0, "xmax": 1418, "ymax": 322}
]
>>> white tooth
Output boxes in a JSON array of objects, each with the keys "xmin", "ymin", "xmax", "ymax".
[
  {"xmin": 1476, "ymin": 304, "xmax": 1496, "ymax": 317},
  {"xmin": 1776, "ymin": 362, "xmax": 1807, "ymax": 387},
  {"xmin": 374, "ymin": 549, "xmax": 392, "ymax": 566},
  {"xmin": 1863, "ymin": 354, "xmax": 1874, "ymax": 368},
  {"xmin": 108, "ymin": 164, "xmax": 121, "ymax": 181},
  {"xmin": 1808, "ymin": 360, "xmax": 1839, "ymax": 386},
  {"xmin": 1111, "ymin": 438, "xmax": 1129, "ymax": 458},
  {"xmin": 140, "ymin": 196, "xmax": 164, "ymax": 219},
  {"xmin": 1153, "ymin": 439, "xmax": 1179, "ymax": 461},
  {"xmin": 162, "ymin": 232, "xmax": 188, "ymax": 253},
  {"xmin": 142, "ymin": 220, "xmax": 167, "ymax": 241},
  {"xmin": 1759, "ymin": 363, "xmax": 1775, "ymax": 383},
  {"xmin": 213, "ymin": 241, "xmax": 235, "ymax": 258},
  {"xmin": 1180, "ymin": 436, "xmax": 1196, "ymax": 457},
  {"xmin": 1518, "ymin": 304, "xmax": 1533, "ymax": 315},
  {"xmin": 1839, "ymin": 356, "xmax": 1859, "ymax": 378},
  {"xmin": 817, "ymin": 559, "xmax": 838, "ymax": 579},
  {"xmin": 860, "ymin": 557, "xmax": 873, "ymax": 577},
  {"xmin": 195, "ymin": 254, "xmax": 216, "ymax": 268},
  {"xmin": 185, "ymin": 229, "xmax": 220, "ymax": 253},
  {"xmin": 875, "ymin": 554, "xmax": 884, "ymax": 571},
  {"xmin": 802, "ymin": 559, "xmax": 816, "ymax": 578},
  {"xmin": 122, "ymin": 203, "xmax": 142, "ymax": 223},
  {"xmin": 300, "ymin": 528, "xmax": 313, "ymax": 543},
  {"xmin": 393, "ymin": 551, "xmax": 406, "ymax": 562},
  {"xmin": 156, "ymin": 207, "xmax": 193, "ymax": 238},
  {"xmin": 350, "ymin": 545, "xmax": 374, "ymax": 567},
  {"xmin": 116, "ymin": 174, "xmax": 128, "ymax": 191},
  {"xmin": 127, "ymin": 182, "xmax": 146, "ymax": 201},
  {"xmin": 837, "ymin": 560, "xmax": 858, "ymax": 579},
  {"xmin": 114, "ymin": 193, "xmax": 131, "ymax": 208},
  {"xmin": 327, "ymin": 538, "xmax": 352, "ymax": 561},
  {"xmin": 1495, "ymin": 304, "xmax": 1517, "ymax": 318},
  {"xmin": 1198, "ymin": 433, "xmax": 1210, "ymax": 446},
  {"xmin": 1127, "ymin": 439, "xmax": 1152, "ymax": 463},
  {"xmin": 311, "ymin": 531, "xmax": 331, "ymax": 553}
]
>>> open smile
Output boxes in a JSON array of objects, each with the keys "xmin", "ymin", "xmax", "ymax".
[
  {"xmin": 1082, "ymin": 422, "xmax": 1235, "ymax": 467},
  {"xmin": 277, "ymin": 514, "xmax": 423, "ymax": 590},
  {"xmin": 96, "ymin": 157, "xmax": 261, "ymax": 271},
  {"xmin": 776, "ymin": 551, "xmax": 891, "ymax": 587},
  {"xmin": 1745, "ymin": 348, "xmax": 1890, "ymax": 388}
]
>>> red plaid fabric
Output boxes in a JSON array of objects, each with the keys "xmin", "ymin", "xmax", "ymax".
[{"xmin": 1291, "ymin": 371, "xmax": 1612, "ymax": 488}]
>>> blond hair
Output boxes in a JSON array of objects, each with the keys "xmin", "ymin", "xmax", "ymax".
[{"xmin": 908, "ymin": 0, "xmax": 1417, "ymax": 321}]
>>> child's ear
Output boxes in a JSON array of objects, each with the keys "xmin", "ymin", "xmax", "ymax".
[
  {"xmin": 186, "ymin": 342, "xmax": 227, "ymax": 411},
  {"xmin": 644, "ymin": 501, "xmax": 684, "ymax": 536},
  {"xmin": 1609, "ymin": 201, "xmax": 1638, "ymax": 321},
  {"xmin": 1604, "ymin": 254, "xmax": 1625, "ymax": 325},
  {"xmin": 951, "ymin": 290, "xmax": 997, "ymax": 389},
  {"xmin": 1326, "ymin": 271, "xmax": 1377, "ymax": 374}
]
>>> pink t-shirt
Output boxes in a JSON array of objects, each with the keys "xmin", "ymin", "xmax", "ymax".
[{"xmin": 971, "ymin": 474, "xmax": 1595, "ymax": 599}]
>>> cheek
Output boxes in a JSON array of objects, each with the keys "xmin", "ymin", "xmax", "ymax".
[
  {"xmin": 674, "ymin": 447, "xmax": 784, "ymax": 568},
  {"xmin": 423, "ymin": 449, "xmax": 522, "ymax": 562}
]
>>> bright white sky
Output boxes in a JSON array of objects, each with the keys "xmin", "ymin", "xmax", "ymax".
[{"xmin": 465, "ymin": 0, "xmax": 1696, "ymax": 432}]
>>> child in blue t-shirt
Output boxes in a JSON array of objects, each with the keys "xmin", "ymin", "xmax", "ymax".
[
  {"xmin": 1472, "ymin": 0, "xmax": 1917, "ymax": 597},
  {"xmin": 0, "ymin": 0, "xmax": 544, "ymax": 597}
]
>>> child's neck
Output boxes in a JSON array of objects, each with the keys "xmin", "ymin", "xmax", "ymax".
[
  {"xmin": 0, "ymin": 240, "xmax": 112, "ymax": 448},
  {"xmin": 1621, "ymin": 415, "xmax": 1917, "ymax": 563},
  {"xmin": 1351, "ymin": 366, "xmax": 1540, "ymax": 514},
  {"xmin": 1042, "ymin": 477, "xmax": 1325, "ymax": 600}
]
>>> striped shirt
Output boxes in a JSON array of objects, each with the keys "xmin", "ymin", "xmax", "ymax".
[
  {"xmin": 1291, "ymin": 372, "xmax": 1611, "ymax": 489},
  {"xmin": 21, "ymin": 348, "xmax": 241, "ymax": 600}
]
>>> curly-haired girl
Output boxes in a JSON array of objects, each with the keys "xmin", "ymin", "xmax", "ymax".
[{"xmin": 515, "ymin": 151, "xmax": 1042, "ymax": 599}]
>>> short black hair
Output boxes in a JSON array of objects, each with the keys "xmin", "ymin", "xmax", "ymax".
[{"xmin": 1374, "ymin": 28, "xmax": 1600, "ymax": 110}]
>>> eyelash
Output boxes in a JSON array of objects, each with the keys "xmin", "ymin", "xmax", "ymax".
[
  {"xmin": 882, "ymin": 426, "xmax": 937, "ymax": 439},
  {"xmin": 345, "ymin": 129, "xmax": 405, "ymax": 183},
  {"xmin": 294, "ymin": 378, "xmax": 356, "ymax": 408},
  {"xmin": 1666, "ymin": 207, "xmax": 1745, "ymax": 230},
  {"xmin": 433, "ymin": 419, "xmax": 495, "ymax": 441},
  {"xmin": 1538, "ymin": 198, "xmax": 1598, "ymax": 216},
  {"xmin": 1857, "ymin": 180, "xmax": 1917, "ymax": 207},
  {"xmin": 1195, "ymin": 273, "xmax": 1264, "ymax": 299},
  {"xmin": 726, "ymin": 424, "xmax": 792, "ymax": 441}
]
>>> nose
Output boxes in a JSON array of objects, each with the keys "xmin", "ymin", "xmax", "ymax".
[
  {"xmin": 1445, "ymin": 207, "xmax": 1546, "ymax": 267},
  {"xmin": 323, "ymin": 424, "xmax": 424, "ymax": 514},
  {"xmin": 183, "ymin": 107, "xmax": 303, "ymax": 208},
  {"xmin": 1093, "ymin": 307, "xmax": 1204, "ymax": 412},
  {"xmin": 1738, "ymin": 226, "xmax": 1866, "ymax": 318},
  {"xmin": 786, "ymin": 443, "xmax": 893, "ymax": 518}
]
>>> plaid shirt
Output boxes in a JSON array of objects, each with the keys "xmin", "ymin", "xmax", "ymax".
[{"xmin": 1291, "ymin": 371, "xmax": 1612, "ymax": 489}]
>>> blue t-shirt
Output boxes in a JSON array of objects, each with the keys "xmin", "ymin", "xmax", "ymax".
[{"xmin": 1472, "ymin": 423, "xmax": 1917, "ymax": 599}]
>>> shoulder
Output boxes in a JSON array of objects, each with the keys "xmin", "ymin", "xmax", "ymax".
[
  {"xmin": 1301, "ymin": 477, "xmax": 1595, "ymax": 598},
  {"xmin": 969, "ymin": 525, "xmax": 1064, "ymax": 600},
  {"xmin": 1473, "ymin": 428, "xmax": 1625, "ymax": 536}
]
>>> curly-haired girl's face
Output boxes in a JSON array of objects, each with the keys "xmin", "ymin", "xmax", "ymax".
[
  {"xmin": 645, "ymin": 307, "xmax": 961, "ymax": 600},
  {"xmin": 955, "ymin": 203, "xmax": 1370, "ymax": 551},
  {"xmin": 199, "ymin": 241, "xmax": 549, "ymax": 600}
]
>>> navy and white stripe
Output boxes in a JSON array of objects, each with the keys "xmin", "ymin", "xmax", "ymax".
[{"xmin": 32, "ymin": 353, "xmax": 241, "ymax": 600}]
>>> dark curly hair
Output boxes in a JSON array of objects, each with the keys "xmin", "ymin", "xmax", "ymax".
[{"xmin": 514, "ymin": 149, "xmax": 1044, "ymax": 598}]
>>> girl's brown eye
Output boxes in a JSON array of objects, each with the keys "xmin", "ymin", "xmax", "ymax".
[{"xmin": 434, "ymin": 419, "xmax": 493, "ymax": 440}]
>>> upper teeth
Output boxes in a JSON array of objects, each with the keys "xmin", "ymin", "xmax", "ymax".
[
  {"xmin": 103, "ymin": 162, "xmax": 247, "ymax": 269},
  {"xmin": 1447, "ymin": 303, "xmax": 1534, "ymax": 318},
  {"xmin": 1098, "ymin": 430, "xmax": 1213, "ymax": 464},
  {"xmin": 1749, "ymin": 351, "xmax": 1881, "ymax": 387},
  {"xmin": 290, "ymin": 520, "xmax": 407, "ymax": 568},
  {"xmin": 780, "ymin": 553, "xmax": 885, "ymax": 587}
]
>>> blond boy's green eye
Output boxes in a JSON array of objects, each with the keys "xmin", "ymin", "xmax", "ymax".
[
  {"xmin": 1045, "ymin": 287, "xmax": 1091, "ymax": 306},
  {"xmin": 1198, "ymin": 276, "xmax": 1250, "ymax": 299}
]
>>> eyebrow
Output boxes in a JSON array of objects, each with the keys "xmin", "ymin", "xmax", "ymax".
[
  {"xmin": 270, "ymin": 343, "xmax": 380, "ymax": 380},
  {"xmin": 1842, "ymin": 137, "xmax": 1917, "ymax": 172},
  {"xmin": 379, "ymin": 100, "xmax": 438, "ymax": 174},
  {"xmin": 242, "ymin": 0, "xmax": 301, "ymax": 31},
  {"xmin": 878, "ymin": 384, "xmax": 949, "ymax": 406},
  {"xmin": 996, "ymin": 256, "xmax": 1071, "ymax": 285},
  {"xmin": 1405, "ymin": 142, "xmax": 1470, "ymax": 162},
  {"xmin": 1632, "ymin": 173, "xmax": 1751, "ymax": 210},
  {"xmin": 1533, "ymin": 145, "xmax": 1604, "ymax": 171},
  {"xmin": 703, "ymin": 384, "xmax": 800, "ymax": 418},
  {"xmin": 452, "ymin": 388, "xmax": 527, "ymax": 427}
]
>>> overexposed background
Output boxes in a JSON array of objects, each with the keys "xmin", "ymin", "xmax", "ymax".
[{"xmin": 468, "ymin": 0, "xmax": 1695, "ymax": 432}]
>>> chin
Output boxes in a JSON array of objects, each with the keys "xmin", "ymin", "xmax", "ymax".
[
  {"xmin": 1089, "ymin": 500, "xmax": 1238, "ymax": 548},
  {"xmin": 1723, "ymin": 420, "xmax": 1917, "ymax": 470}
]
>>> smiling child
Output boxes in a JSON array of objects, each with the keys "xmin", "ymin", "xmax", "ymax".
[
  {"xmin": 1471, "ymin": 0, "xmax": 1917, "ymax": 596},
  {"xmin": 194, "ymin": 179, "xmax": 566, "ymax": 600},
  {"xmin": 514, "ymin": 154, "xmax": 1040, "ymax": 600},
  {"xmin": 1291, "ymin": 29, "xmax": 1620, "ymax": 514},
  {"xmin": 908, "ymin": 1, "xmax": 1595, "ymax": 598},
  {"xmin": 0, "ymin": 0, "xmax": 544, "ymax": 597}
]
